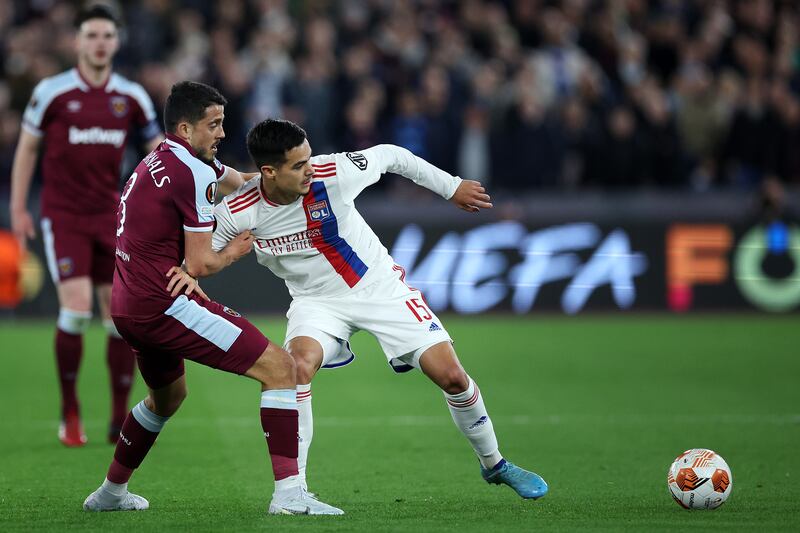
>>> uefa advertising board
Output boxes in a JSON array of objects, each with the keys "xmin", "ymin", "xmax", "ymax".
[
  {"xmin": 385, "ymin": 220, "xmax": 800, "ymax": 314},
  {"xmin": 4, "ymin": 209, "xmax": 798, "ymax": 315}
]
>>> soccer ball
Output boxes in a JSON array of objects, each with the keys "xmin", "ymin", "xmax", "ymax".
[{"xmin": 667, "ymin": 448, "xmax": 732, "ymax": 510}]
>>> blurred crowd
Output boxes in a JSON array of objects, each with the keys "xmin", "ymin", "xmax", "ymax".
[{"xmin": 1, "ymin": 0, "xmax": 800, "ymax": 194}]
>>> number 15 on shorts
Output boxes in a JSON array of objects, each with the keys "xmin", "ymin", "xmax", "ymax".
[{"xmin": 405, "ymin": 298, "xmax": 432, "ymax": 322}]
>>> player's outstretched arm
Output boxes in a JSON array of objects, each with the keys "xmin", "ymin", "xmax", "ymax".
[
  {"xmin": 9, "ymin": 129, "xmax": 42, "ymax": 247},
  {"xmin": 449, "ymin": 180, "xmax": 493, "ymax": 213},
  {"xmin": 347, "ymin": 144, "xmax": 464, "ymax": 204},
  {"xmin": 184, "ymin": 229, "xmax": 254, "ymax": 278}
]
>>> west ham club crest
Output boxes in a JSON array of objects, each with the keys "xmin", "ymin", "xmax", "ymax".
[
  {"xmin": 58, "ymin": 257, "xmax": 74, "ymax": 277},
  {"xmin": 110, "ymin": 96, "xmax": 128, "ymax": 117}
]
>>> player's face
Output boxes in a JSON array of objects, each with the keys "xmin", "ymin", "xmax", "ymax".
[
  {"xmin": 76, "ymin": 19, "xmax": 119, "ymax": 69},
  {"xmin": 274, "ymin": 140, "xmax": 314, "ymax": 196},
  {"xmin": 189, "ymin": 105, "xmax": 226, "ymax": 163}
]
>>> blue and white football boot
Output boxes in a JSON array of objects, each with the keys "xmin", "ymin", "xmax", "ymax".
[{"xmin": 481, "ymin": 459, "xmax": 549, "ymax": 499}]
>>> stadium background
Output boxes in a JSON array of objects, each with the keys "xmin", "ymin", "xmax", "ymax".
[
  {"xmin": 0, "ymin": 1, "xmax": 798, "ymax": 531},
  {"xmin": 1, "ymin": 0, "xmax": 799, "ymax": 315}
]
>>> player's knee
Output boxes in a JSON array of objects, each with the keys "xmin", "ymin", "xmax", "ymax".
[
  {"xmin": 439, "ymin": 367, "xmax": 470, "ymax": 395},
  {"xmin": 57, "ymin": 308, "xmax": 92, "ymax": 335},
  {"xmin": 292, "ymin": 349, "xmax": 321, "ymax": 384},
  {"xmin": 173, "ymin": 386, "xmax": 188, "ymax": 409},
  {"xmin": 58, "ymin": 283, "xmax": 93, "ymax": 312},
  {"xmin": 271, "ymin": 349, "xmax": 297, "ymax": 383},
  {"xmin": 251, "ymin": 346, "xmax": 296, "ymax": 387},
  {"xmin": 149, "ymin": 387, "xmax": 187, "ymax": 417}
]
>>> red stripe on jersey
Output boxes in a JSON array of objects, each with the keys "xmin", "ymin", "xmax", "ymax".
[
  {"xmin": 393, "ymin": 264, "xmax": 406, "ymax": 282},
  {"xmin": 313, "ymin": 171, "xmax": 336, "ymax": 178},
  {"xmin": 312, "ymin": 162, "xmax": 335, "ymax": 170},
  {"xmin": 230, "ymin": 196, "xmax": 260, "ymax": 213},
  {"xmin": 393, "ymin": 264, "xmax": 420, "ymax": 291},
  {"xmin": 229, "ymin": 188, "xmax": 259, "ymax": 208},
  {"xmin": 229, "ymin": 187, "xmax": 258, "ymax": 204}
]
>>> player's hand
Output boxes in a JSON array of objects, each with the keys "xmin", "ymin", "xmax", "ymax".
[
  {"xmin": 11, "ymin": 207, "xmax": 36, "ymax": 248},
  {"xmin": 450, "ymin": 180, "xmax": 493, "ymax": 213},
  {"xmin": 165, "ymin": 266, "xmax": 210, "ymax": 301},
  {"xmin": 225, "ymin": 230, "xmax": 255, "ymax": 262}
]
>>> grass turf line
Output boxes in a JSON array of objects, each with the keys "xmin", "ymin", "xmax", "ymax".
[{"xmin": 0, "ymin": 315, "xmax": 798, "ymax": 531}]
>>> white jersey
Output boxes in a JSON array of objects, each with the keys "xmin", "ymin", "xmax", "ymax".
[{"xmin": 212, "ymin": 144, "xmax": 462, "ymax": 298}]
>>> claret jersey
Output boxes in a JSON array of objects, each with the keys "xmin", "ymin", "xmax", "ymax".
[
  {"xmin": 111, "ymin": 134, "xmax": 228, "ymax": 318},
  {"xmin": 212, "ymin": 144, "xmax": 461, "ymax": 298},
  {"xmin": 22, "ymin": 68, "xmax": 160, "ymax": 216}
]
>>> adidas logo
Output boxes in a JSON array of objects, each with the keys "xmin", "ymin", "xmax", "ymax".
[
  {"xmin": 468, "ymin": 416, "xmax": 488, "ymax": 430},
  {"xmin": 428, "ymin": 322, "xmax": 441, "ymax": 332}
]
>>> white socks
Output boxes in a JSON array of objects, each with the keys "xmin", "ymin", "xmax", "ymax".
[
  {"xmin": 273, "ymin": 474, "xmax": 301, "ymax": 495},
  {"xmin": 99, "ymin": 478, "xmax": 128, "ymax": 501},
  {"xmin": 295, "ymin": 377, "xmax": 502, "ymax": 489},
  {"xmin": 296, "ymin": 384, "xmax": 313, "ymax": 489},
  {"xmin": 444, "ymin": 377, "xmax": 503, "ymax": 469},
  {"xmin": 131, "ymin": 400, "xmax": 169, "ymax": 433}
]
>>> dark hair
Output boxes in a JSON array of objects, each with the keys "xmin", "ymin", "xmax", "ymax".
[
  {"xmin": 164, "ymin": 81, "xmax": 227, "ymax": 133},
  {"xmin": 75, "ymin": 4, "xmax": 119, "ymax": 29},
  {"xmin": 246, "ymin": 119, "xmax": 307, "ymax": 168}
]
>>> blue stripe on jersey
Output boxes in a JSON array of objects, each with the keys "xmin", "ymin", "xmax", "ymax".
[{"xmin": 311, "ymin": 181, "xmax": 368, "ymax": 281}]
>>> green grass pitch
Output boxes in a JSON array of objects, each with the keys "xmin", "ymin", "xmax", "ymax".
[{"xmin": 0, "ymin": 315, "xmax": 798, "ymax": 532}]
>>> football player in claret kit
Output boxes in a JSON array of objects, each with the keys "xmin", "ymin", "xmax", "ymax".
[
  {"xmin": 212, "ymin": 119, "xmax": 549, "ymax": 504},
  {"xmin": 82, "ymin": 82, "xmax": 342, "ymax": 515},
  {"xmin": 9, "ymin": 5, "xmax": 163, "ymax": 447}
]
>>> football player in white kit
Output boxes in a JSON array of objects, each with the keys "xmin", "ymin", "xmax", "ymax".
[{"xmin": 212, "ymin": 119, "xmax": 548, "ymax": 503}]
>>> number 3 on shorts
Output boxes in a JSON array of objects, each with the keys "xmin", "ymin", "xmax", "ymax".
[
  {"xmin": 117, "ymin": 172, "xmax": 138, "ymax": 237},
  {"xmin": 405, "ymin": 297, "xmax": 432, "ymax": 322}
]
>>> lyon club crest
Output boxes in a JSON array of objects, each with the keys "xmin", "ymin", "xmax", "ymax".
[
  {"xmin": 306, "ymin": 200, "xmax": 331, "ymax": 221},
  {"xmin": 110, "ymin": 96, "xmax": 128, "ymax": 117}
]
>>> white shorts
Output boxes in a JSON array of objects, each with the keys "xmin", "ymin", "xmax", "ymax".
[{"xmin": 284, "ymin": 269, "xmax": 452, "ymax": 373}]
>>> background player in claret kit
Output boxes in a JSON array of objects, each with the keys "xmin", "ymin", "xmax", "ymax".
[
  {"xmin": 212, "ymin": 119, "xmax": 549, "ymax": 504},
  {"xmin": 8, "ymin": 5, "xmax": 163, "ymax": 447},
  {"xmin": 82, "ymin": 82, "xmax": 342, "ymax": 516}
]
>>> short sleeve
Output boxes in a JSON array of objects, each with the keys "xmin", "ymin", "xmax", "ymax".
[
  {"xmin": 21, "ymin": 81, "xmax": 53, "ymax": 137},
  {"xmin": 211, "ymin": 158, "xmax": 229, "ymax": 182},
  {"xmin": 174, "ymin": 169, "xmax": 217, "ymax": 233}
]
